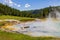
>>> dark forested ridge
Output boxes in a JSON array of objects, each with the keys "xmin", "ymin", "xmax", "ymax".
[{"xmin": 0, "ymin": 3, "xmax": 60, "ymax": 18}]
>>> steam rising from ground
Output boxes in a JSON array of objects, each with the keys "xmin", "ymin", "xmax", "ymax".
[{"xmin": 9, "ymin": 8, "xmax": 60, "ymax": 37}]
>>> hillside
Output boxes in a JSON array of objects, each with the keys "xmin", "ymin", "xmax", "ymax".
[{"xmin": 0, "ymin": 3, "xmax": 60, "ymax": 18}]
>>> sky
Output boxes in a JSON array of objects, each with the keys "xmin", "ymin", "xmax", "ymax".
[{"xmin": 0, "ymin": 0, "xmax": 60, "ymax": 11}]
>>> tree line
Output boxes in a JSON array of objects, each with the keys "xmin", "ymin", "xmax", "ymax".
[{"xmin": 0, "ymin": 3, "xmax": 59, "ymax": 18}]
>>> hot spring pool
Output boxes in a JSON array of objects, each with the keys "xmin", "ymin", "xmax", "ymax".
[{"xmin": 13, "ymin": 19, "xmax": 60, "ymax": 37}]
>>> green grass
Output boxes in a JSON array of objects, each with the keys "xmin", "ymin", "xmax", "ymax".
[
  {"xmin": 0, "ymin": 31, "xmax": 60, "ymax": 40},
  {"xmin": 0, "ymin": 15, "xmax": 35, "ymax": 22}
]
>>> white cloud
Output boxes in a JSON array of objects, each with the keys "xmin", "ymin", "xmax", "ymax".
[
  {"xmin": 9, "ymin": 1, "xmax": 13, "ymax": 6},
  {"xmin": 14, "ymin": 3, "xmax": 17, "ymax": 5},
  {"xmin": 25, "ymin": 3, "xmax": 31, "ymax": 8},
  {"xmin": 3, "ymin": 0, "xmax": 31, "ymax": 8},
  {"xmin": 14, "ymin": 3, "xmax": 21, "ymax": 7},
  {"xmin": 4, "ymin": 0, "xmax": 13, "ymax": 3},
  {"xmin": 4, "ymin": 0, "xmax": 13, "ymax": 6},
  {"xmin": 9, "ymin": 0, "xmax": 13, "ymax": 4},
  {"xmin": 4, "ymin": 0, "xmax": 21, "ymax": 7},
  {"xmin": 17, "ymin": 5, "xmax": 21, "ymax": 7}
]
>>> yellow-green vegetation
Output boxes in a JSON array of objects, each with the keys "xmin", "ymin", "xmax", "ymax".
[
  {"xmin": 0, "ymin": 15, "xmax": 35, "ymax": 31},
  {"xmin": 0, "ymin": 31, "xmax": 60, "ymax": 40},
  {"xmin": 0, "ymin": 15, "xmax": 35, "ymax": 22}
]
